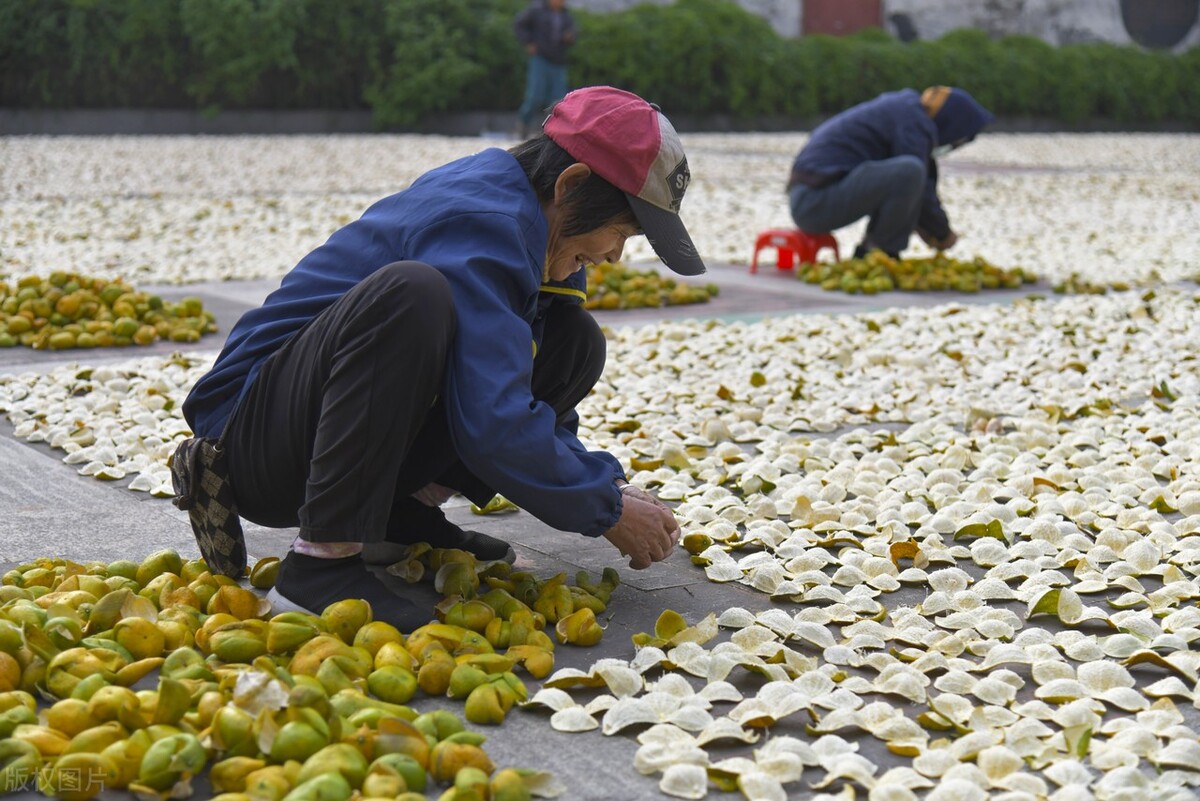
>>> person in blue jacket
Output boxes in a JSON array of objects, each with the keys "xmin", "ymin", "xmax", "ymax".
[
  {"xmin": 171, "ymin": 86, "xmax": 704, "ymax": 630},
  {"xmin": 787, "ymin": 86, "xmax": 994, "ymax": 259}
]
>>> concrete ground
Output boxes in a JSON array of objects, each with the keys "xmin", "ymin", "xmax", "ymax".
[{"xmin": 0, "ymin": 261, "xmax": 1051, "ymax": 801}]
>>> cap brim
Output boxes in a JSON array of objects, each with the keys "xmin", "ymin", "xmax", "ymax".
[{"xmin": 627, "ymin": 194, "xmax": 706, "ymax": 276}]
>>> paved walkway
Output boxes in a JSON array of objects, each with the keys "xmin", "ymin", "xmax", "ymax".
[{"xmin": 0, "ymin": 261, "xmax": 1047, "ymax": 800}]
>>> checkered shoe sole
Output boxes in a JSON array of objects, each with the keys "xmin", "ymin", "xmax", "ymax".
[{"xmin": 170, "ymin": 437, "xmax": 247, "ymax": 578}]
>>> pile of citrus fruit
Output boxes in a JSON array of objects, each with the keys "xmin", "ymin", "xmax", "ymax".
[
  {"xmin": 0, "ymin": 546, "xmax": 617, "ymax": 800},
  {"xmin": 584, "ymin": 262, "xmax": 719, "ymax": 310},
  {"xmin": 0, "ymin": 273, "xmax": 217, "ymax": 350},
  {"xmin": 1051, "ymin": 271, "xmax": 1132, "ymax": 295},
  {"xmin": 798, "ymin": 251, "xmax": 1037, "ymax": 294}
]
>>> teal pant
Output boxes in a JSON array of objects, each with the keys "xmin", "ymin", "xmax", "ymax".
[{"xmin": 517, "ymin": 55, "xmax": 568, "ymax": 127}]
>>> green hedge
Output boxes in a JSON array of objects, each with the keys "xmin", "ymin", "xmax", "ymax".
[{"xmin": 2, "ymin": 0, "xmax": 1197, "ymax": 127}]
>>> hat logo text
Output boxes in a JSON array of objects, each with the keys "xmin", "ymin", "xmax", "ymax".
[{"xmin": 666, "ymin": 159, "xmax": 689, "ymax": 212}]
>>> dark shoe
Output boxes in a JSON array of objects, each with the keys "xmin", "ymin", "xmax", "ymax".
[
  {"xmin": 267, "ymin": 552, "xmax": 432, "ymax": 632},
  {"xmin": 364, "ymin": 499, "xmax": 516, "ymax": 566},
  {"xmin": 169, "ymin": 437, "xmax": 247, "ymax": 578},
  {"xmin": 853, "ymin": 242, "xmax": 900, "ymax": 260}
]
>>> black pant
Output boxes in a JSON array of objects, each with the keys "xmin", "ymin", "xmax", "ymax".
[{"xmin": 223, "ymin": 261, "xmax": 606, "ymax": 543}]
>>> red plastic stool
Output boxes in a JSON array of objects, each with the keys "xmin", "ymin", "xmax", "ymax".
[{"xmin": 750, "ymin": 228, "xmax": 839, "ymax": 274}]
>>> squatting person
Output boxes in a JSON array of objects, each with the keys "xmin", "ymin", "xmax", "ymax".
[
  {"xmin": 172, "ymin": 86, "xmax": 702, "ymax": 630},
  {"xmin": 787, "ymin": 86, "xmax": 994, "ymax": 259}
]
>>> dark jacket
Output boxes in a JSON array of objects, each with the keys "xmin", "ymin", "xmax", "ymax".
[
  {"xmin": 789, "ymin": 88, "xmax": 993, "ymax": 239},
  {"xmin": 183, "ymin": 148, "xmax": 625, "ymax": 537},
  {"xmin": 514, "ymin": 1, "xmax": 576, "ymax": 65}
]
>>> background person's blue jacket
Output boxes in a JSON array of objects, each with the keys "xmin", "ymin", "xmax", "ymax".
[
  {"xmin": 183, "ymin": 148, "xmax": 625, "ymax": 537},
  {"xmin": 788, "ymin": 88, "xmax": 993, "ymax": 240},
  {"xmin": 514, "ymin": 0, "xmax": 576, "ymax": 65}
]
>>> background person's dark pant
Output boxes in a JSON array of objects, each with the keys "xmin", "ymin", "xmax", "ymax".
[
  {"xmin": 223, "ymin": 261, "xmax": 607, "ymax": 544},
  {"xmin": 384, "ymin": 294, "xmax": 607, "ymax": 538},
  {"xmin": 789, "ymin": 155, "xmax": 925, "ymax": 257}
]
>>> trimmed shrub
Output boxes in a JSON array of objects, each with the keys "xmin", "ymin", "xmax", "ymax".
[
  {"xmin": 0, "ymin": 0, "xmax": 1195, "ymax": 126},
  {"xmin": 366, "ymin": 0, "xmax": 525, "ymax": 128},
  {"xmin": 1, "ymin": 0, "xmax": 188, "ymax": 107}
]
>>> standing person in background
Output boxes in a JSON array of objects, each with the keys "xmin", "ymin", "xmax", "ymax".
[
  {"xmin": 514, "ymin": 0, "xmax": 577, "ymax": 139},
  {"xmin": 787, "ymin": 86, "xmax": 994, "ymax": 259}
]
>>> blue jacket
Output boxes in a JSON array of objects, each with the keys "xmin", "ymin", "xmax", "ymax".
[
  {"xmin": 514, "ymin": 1, "xmax": 576, "ymax": 65},
  {"xmin": 789, "ymin": 88, "xmax": 993, "ymax": 239},
  {"xmin": 183, "ymin": 148, "xmax": 625, "ymax": 537}
]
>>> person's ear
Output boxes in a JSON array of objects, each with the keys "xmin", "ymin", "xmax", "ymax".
[{"xmin": 553, "ymin": 163, "xmax": 592, "ymax": 205}]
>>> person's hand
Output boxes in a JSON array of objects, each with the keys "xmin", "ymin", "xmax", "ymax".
[
  {"xmin": 526, "ymin": 43, "xmax": 537, "ymax": 55},
  {"xmin": 620, "ymin": 484, "xmax": 679, "ymax": 530},
  {"xmin": 602, "ymin": 492, "xmax": 679, "ymax": 570},
  {"xmin": 412, "ymin": 483, "xmax": 455, "ymax": 507}
]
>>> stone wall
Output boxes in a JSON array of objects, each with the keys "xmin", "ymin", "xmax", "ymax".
[
  {"xmin": 883, "ymin": 0, "xmax": 1200, "ymax": 51},
  {"xmin": 569, "ymin": 0, "xmax": 1200, "ymax": 50},
  {"xmin": 572, "ymin": 0, "xmax": 801, "ymax": 37},
  {"xmin": 888, "ymin": 0, "xmax": 1124, "ymax": 44}
]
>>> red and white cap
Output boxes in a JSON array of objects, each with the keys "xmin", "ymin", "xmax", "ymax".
[{"xmin": 543, "ymin": 86, "xmax": 706, "ymax": 276}]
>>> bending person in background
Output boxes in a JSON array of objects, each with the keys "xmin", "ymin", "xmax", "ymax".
[
  {"xmin": 172, "ymin": 87, "xmax": 703, "ymax": 631},
  {"xmin": 787, "ymin": 86, "xmax": 993, "ymax": 259}
]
